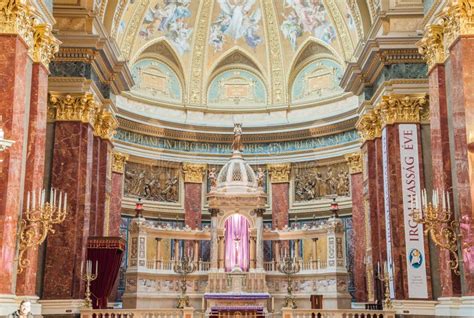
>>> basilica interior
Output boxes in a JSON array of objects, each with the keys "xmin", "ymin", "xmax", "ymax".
[{"xmin": 0, "ymin": 0, "xmax": 474, "ymax": 317}]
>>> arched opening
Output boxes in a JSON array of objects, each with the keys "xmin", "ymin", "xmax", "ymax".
[{"xmin": 224, "ymin": 213, "xmax": 250, "ymax": 272}]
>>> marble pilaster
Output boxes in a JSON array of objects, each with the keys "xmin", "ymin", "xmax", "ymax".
[
  {"xmin": 0, "ymin": 34, "xmax": 32, "ymax": 295},
  {"xmin": 255, "ymin": 208, "xmax": 264, "ymax": 271},
  {"xmin": 209, "ymin": 208, "xmax": 219, "ymax": 270},
  {"xmin": 110, "ymin": 152, "xmax": 128, "ymax": 236},
  {"xmin": 15, "ymin": 62, "xmax": 49, "ymax": 297}
]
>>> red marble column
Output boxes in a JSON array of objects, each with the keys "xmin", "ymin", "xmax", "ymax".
[
  {"xmin": 361, "ymin": 139, "xmax": 382, "ymax": 301},
  {"xmin": 90, "ymin": 136, "xmax": 101, "ymax": 235},
  {"xmin": 271, "ymin": 183, "xmax": 289, "ymax": 229},
  {"xmin": 347, "ymin": 157, "xmax": 366, "ymax": 301},
  {"xmin": 15, "ymin": 63, "xmax": 49, "ymax": 297},
  {"xmin": 428, "ymin": 64, "xmax": 461, "ymax": 297},
  {"xmin": 184, "ymin": 183, "xmax": 202, "ymax": 229},
  {"xmin": 446, "ymin": 36, "xmax": 474, "ymax": 295},
  {"xmin": 0, "ymin": 35, "xmax": 32, "ymax": 295},
  {"xmin": 42, "ymin": 121, "xmax": 94, "ymax": 299},
  {"xmin": 109, "ymin": 152, "xmax": 127, "ymax": 237}
]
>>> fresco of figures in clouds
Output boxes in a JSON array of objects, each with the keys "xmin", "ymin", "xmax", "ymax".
[
  {"xmin": 281, "ymin": 0, "xmax": 337, "ymax": 50},
  {"xmin": 139, "ymin": 0, "xmax": 193, "ymax": 55},
  {"xmin": 209, "ymin": 0, "xmax": 263, "ymax": 52}
]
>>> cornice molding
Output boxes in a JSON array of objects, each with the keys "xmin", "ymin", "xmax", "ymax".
[{"xmin": 116, "ymin": 116, "xmax": 357, "ymax": 144}]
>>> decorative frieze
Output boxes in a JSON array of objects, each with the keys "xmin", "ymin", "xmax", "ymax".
[
  {"xmin": 48, "ymin": 93, "xmax": 118, "ymax": 140},
  {"xmin": 182, "ymin": 163, "xmax": 207, "ymax": 183},
  {"xmin": 267, "ymin": 163, "xmax": 291, "ymax": 183},
  {"xmin": 124, "ymin": 162, "xmax": 179, "ymax": 202},
  {"xmin": 112, "ymin": 152, "xmax": 129, "ymax": 174},
  {"xmin": 294, "ymin": 162, "xmax": 350, "ymax": 201},
  {"xmin": 345, "ymin": 153, "xmax": 362, "ymax": 175}
]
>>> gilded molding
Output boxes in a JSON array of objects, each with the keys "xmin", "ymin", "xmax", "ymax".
[
  {"xmin": 378, "ymin": 95, "xmax": 429, "ymax": 127},
  {"xmin": 0, "ymin": 0, "xmax": 34, "ymax": 50},
  {"xmin": 32, "ymin": 24, "xmax": 59, "ymax": 68},
  {"xmin": 356, "ymin": 109, "xmax": 382, "ymax": 142},
  {"xmin": 267, "ymin": 163, "xmax": 291, "ymax": 183},
  {"xmin": 48, "ymin": 93, "xmax": 119, "ymax": 140},
  {"xmin": 418, "ymin": 24, "xmax": 445, "ymax": 70},
  {"xmin": 112, "ymin": 152, "xmax": 129, "ymax": 174},
  {"xmin": 182, "ymin": 163, "xmax": 207, "ymax": 183},
  {"xmin": 345, "ymin": 152, "xmax": 362, "ymax": 174}
]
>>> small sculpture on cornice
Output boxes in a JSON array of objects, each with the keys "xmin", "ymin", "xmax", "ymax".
[
  {"xmin": 256, "ymin": 167, "xmax": 265, "ymax": 189},
  {"xmin": 232, "ymin": 123, "xmax": 243, "ymax": 153},
  {"xmin": 208, "ymin": 168, "xmax": 218, "ymax": 190}
]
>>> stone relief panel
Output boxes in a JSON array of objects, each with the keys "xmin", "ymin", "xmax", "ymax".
[
  {"xmin": 291, "ymin": 59, "xmax": 343, "ymax": 103},
  {"xmin": 131, "ymin": 59, "xmax": 182, "ymax": 102},
  {"xmin": 207, "ymin": 69, "xmax": 266, "ymax": 106},
  {"xmin": 124, "ymin": 162, "xmax": 180, "ymax": 202},
  {"xmin": 294, "ymin": 162, "xmax": 350, "ymax": 201}
]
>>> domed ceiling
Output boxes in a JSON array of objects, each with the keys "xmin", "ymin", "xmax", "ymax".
[{"xmin": 113, "ymin": 0, "xmax": 365, "ymax": 112}]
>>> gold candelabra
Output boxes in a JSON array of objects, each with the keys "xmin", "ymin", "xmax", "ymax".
[
  {"xmin": 17, "ymin": 188, "xmax": 67, "ymax": 273},
  {"xmin": 410, "ymin": 189, "xmax": 461, "ymax": 275},
  {"xmin": 81, "ymin": 260, "xmax": 98, "ymax": 309},
  {"xmin": 278, "ymin": 255, "xmax": 301, "ymax": 309},
  {"xmin": 375, "ymin": 262, "xmax": 392, "ymax": 310},
  {"xmin": 173, "ymin": 254, "xmax": 196, "ymax": 308}
]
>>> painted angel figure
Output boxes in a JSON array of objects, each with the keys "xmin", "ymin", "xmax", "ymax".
[{"xmin": 218, "ymin": 0, "xmax": 257, "ymax": 41}]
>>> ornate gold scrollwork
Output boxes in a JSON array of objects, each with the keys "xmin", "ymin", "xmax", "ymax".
[
  {"xmin": 112, "ymin": 151, "xmax": 129, "ymax": 174},
  {"xmin": 182, "ymin": 163, "xmax": 207, "ymax": 183},
  {"xmin": 32, "ymin": 24, "xmax": 60, "ymax": 68},
  {"xmin": 418, "ymin": 24, "xmax": 445, "ymax": 71},
  {"xmin": 345, "ymin": 152, "xmax": 362, "ymax": 175}
]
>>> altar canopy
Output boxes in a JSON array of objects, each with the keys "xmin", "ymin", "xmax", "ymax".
[{"xmin": 225, "ymin": 214, "xmax": 250, "ymax": 271}]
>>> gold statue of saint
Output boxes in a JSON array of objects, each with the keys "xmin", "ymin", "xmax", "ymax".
[{"xmin": 232, "ymin": 123, "xmax": 243, "ymax": 153}]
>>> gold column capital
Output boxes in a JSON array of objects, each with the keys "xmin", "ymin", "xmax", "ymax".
[
  {"xmin": 345, "ymin": 152, "xmax": 362, "ymax": 174},
  {"xmin": 112, "ymin": 152, "xmax": 129, "ymax": 174},
  {"xmin": 418, "ymin": 24, "xmax": 445, "ymax": 71},
  {"xmin": 48, "ymin": 93, "xmax": 99, "ymax": 127},
  {"xmin": 182, "ymin": 163, "xmax": 207, "ymax": 183},
  {"xmin": 267, "ymin": 163, "xmax": 291, "ymax": 183},
  {"xmin": 0, "ymin": 1, "xmax": 35, "ymax": 50},
  {"xmin": 356, "ymin": 109, "xmax": 382, "ymax": 142},
  {"xmin": 94, "ymin": 108, "xmax": 118, "ymax": 141},
  {"xmin": 441, "ymin": 0, "xmax": 474, "ymax": 49},
  {"xmin": 378, "ymin": 94, "xmax": 429, "ymax": 127},
  {"xmin": 32, "ymin": 23, "xmax": 60, "ymax": 68}
]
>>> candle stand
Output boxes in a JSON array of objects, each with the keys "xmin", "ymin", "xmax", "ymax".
[
  {"xmin": 278, "ymin": 255, "xmax": 301, "ymax": 309},
  {"xmin": 174, "ymin": 255, "xmax": 196, "ymax": 308}
]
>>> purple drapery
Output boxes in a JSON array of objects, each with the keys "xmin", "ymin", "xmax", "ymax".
[
  {"xmin": 225, "ymin": 214, "xmax": 249, "ymax": 271},
  {"xmin": 87, "ymin": 237, "xmax": 125, "ymax": 309}
]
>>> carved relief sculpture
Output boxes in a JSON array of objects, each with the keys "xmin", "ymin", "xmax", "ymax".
[
  {"xmin": 124, "ymin": 162, "xmax": 179, "ymax": 202},
  {"xmin": 294, "ymin": 163, "xmax": 350, "ymax": 201}
]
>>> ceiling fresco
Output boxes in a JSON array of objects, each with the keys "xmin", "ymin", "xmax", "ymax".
[{"xmin": 115, "ymin": 0, "xmax": 363, "ymax": 109}]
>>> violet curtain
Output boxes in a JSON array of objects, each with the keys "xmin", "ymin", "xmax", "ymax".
[
  {"xmin": 225, "ymin": 214, "xmax": 249, "ymax": 271},
  {"xmin": 87, "ymin": 237, "xmax": 125, "ymax": 309}
]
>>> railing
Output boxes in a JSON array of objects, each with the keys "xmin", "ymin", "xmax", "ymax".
[
  {"xmin": 282, "ymin": 309, "xmax": 395, "ymax": 318},
  {"xmin": 263, "ymin": 260, "xmax": 327, "ymax": 272},
  {"xmin": 146, "ymin": 260, "xmax": 211, "ymax": 272},
  {"xmin": 81, "ymin": 308, "xmax": 189, "ymax": 318}
]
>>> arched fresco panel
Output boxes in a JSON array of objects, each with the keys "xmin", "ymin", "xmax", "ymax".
[
  {"xmin": 207, "ymin": 69, "xmax": 267, "ymax": 107},
  {"xmin": 291, "ymin": 59, "xmax": 343, "ymax": 103},
  {"xmin": 131, "ymin": 59, "xmax": 183, "ymax": 102}
]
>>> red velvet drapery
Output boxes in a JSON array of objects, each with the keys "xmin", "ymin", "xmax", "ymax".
[{"xmin": 87, "ymin": 237, "xmax": 125, "ymax": 309}]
